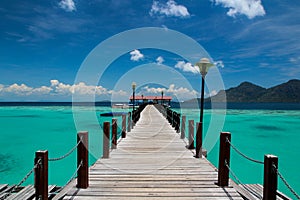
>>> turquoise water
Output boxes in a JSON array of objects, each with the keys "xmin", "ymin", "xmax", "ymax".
[
  {"xmin": 0, "ymin": 106, "xmax": 299, "ymax": 198},
  {"xmin": 178, "ymin": 108, "xmax": 300, "ymax": 198}
]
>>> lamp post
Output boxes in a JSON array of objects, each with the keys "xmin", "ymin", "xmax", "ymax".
[
  {"xmin": 161, "ymin": 91, "xmax": 164, "ymax": 105},
  {"xmin": 132, "ymin": 82, "xmax": 136, "ymax": 111},
  {"xmin": 194, "ymin": 58, "xmax": 214, "ymax": 158}
]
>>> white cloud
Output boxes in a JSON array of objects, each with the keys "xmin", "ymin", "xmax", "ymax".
[
  {"xmin": 175, "ymin": 61, "xmax": 199, "ymax": 74},
  {"xmin": 289, "ymin": 56, "xmax": 300, "ymax": 63},
  {"xmin": 50, "ymin": 80, "xmax": 127, "ymax": 96},
  {"xmin": 1, "ymin": 83, "xmax": 52, "ymax": 96},
  {"xmin": 209, "ymin": 90, "xmax": 218, "ymax": 97},
  {"xmin": 59, "ymin": 0, "xmax": 76, "ymax": 12},
  {"xmin": 214, "ymin": 60, "xmax": 225, "ymax": 68},
  {"xmin": 150, "ymin": 0, "xmax": 190, "ymax": 18},
  {"xmin": 32, "ymin": 86, "xmax": 53, "ymax": 95},
  {"xmin": 0, "ymin": 80, "xmax": 127, "ymax": 98},
  {"xmin": 142, "ymin": 84, "xmax": 198, "ymax": 100},
  {"xmin": 211, "ymin": 0, "xmax": 266, "ymax": 19},
  {"xmin": 143, "ymin": 86, "xmax": 166, "ymax": 94},
  {"xmin": 156, "ymin": 56, "xmax": 164, "ymax": 65},
  {"xmin": 130, "ymin": 49, "xmax": 144, "ymax": 61}
]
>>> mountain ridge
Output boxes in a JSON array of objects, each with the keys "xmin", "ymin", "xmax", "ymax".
[{"xmin": 187, "ymin": 79, "xmax": 300, "ymax": 103}]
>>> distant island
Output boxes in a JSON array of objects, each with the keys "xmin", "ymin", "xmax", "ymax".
[{"xmin": 187, "ymin": 79, "xmax": 300, "ymax": 103}]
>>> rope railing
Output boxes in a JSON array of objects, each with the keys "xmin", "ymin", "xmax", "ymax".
[
  {"xmin": 48, "ymin": 137, "xmax": 82, "ymax": 162},
  {"xmin": 52, "ymin": 160, "xmax": 84, "ymax": 195},
  {"xmin": 14, "ymin": 159, "xmax": 41, "ymax": 189},
  {"xmin": 225, "ymin": 137, "xmax": 264, "ymax": 165},
  {"xmin": 273, "ymin": 164, "xmax": 300, "ymax": 200},
  {"xmin": 225, "ymin": 160, "xmax": 263, "ymax": 199},
  {"xmin": 0, "ymin": 159, "xmax": 42, "ymax": 200},
  {"xmin": 218, "ymin": 132, "xmax": 296, "ymax": 200}
]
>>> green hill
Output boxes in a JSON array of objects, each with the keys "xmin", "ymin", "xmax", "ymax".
[{"xmin": 187, "ymin": 79, "xmax": 300, "ymax": 103}]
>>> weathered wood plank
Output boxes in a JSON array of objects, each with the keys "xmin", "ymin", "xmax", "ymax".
[
  {"xmin": 237, "ymin": 184, "xmax": 292, "ymax": 200},
  {"xmin": 61, "ymin": 105, "xmax": 243, "ymax": 200},
  {"xmin": 0, "ymin": 184, "xmax": 8, "ymax": 194},
  {"xmin": 63, "ymin": 196, "xmax": 244, "ymax": 200}
]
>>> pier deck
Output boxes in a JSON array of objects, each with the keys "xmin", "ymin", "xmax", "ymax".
[{"xmin": 62, "ymin": 105, "xmax": 243, "ymax": 200}]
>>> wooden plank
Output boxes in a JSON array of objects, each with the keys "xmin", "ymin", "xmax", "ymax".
[
  {"xmin": 63, "ymin": 197, "xmax": 244, "ymax": 200},
  {"xmin": 60, "ymin": 105, "xmax": 243, "ymax": 200},
  {"xmin": 0, "ymin": 184, "xmax": 8, "ymax": 193},
  {"xmin": 6, "ymin": 185, "xmax": 34, "ymax": 200},
  {"xmin": 238, "ymin": 184, "xmax": 292, "ymax": 200},
  {"xmin": 0, "ymin": 185, "xmax": 15, "ymax": 199}
]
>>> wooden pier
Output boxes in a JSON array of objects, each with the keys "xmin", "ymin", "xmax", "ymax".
[
  {"xmin": 1, "ymin": 104, "xmax": 294, "ymax": 200},
  {"xmin": 60, "ymin": 105, "xmax": 243, "ymax": 200}
]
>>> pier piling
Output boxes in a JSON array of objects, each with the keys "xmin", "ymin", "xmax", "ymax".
[
  {"xmin": 188, "ymin": 120, "xmax": 195, "ymax": 149},
  {"xmin": 195, "ymin": 122, "xmax": 203, "ymax": 158},
  {"xmin": 218, "ymin": 132, "xmax": 231, "ymax": 186},
  {"xmin": 122, "ymin": 114, "xmax": 126, "ymax": 138},
  {"xmin": 127, "ymin": 112, "xmax": 131, "ymax": 132},
  {"xmin": 103, "ymin": 122, "xmax": 110, "ymax": 159},
  {"xmin": 34, "ymin": 150, "xmax": 48, "ymax": 200},
  {"xmin": 181, "ymin": 115, "xmax": 186, "ymax": 139},
  {"xmin": 112, "ymin": 119, "xmax": 117, "ymax": 149},
  {"xmin": 77, "ymin": 131, "xmax": 89, "ymax": 189},
  {"xmin": 263, "ymin": 154, "xmax": 278, "ymax": 200}
]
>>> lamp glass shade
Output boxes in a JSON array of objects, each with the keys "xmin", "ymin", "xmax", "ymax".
[
  {"xmin": 195, "ymin": 58, "xmax": 214, "ymax": 75},
  {"xmin": 132, "ymin": 82, "xmax": 136, "ymax": 90}
]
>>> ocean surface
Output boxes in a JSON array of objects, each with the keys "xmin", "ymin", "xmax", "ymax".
[{"xmin": 0, "ymin": 103, "xmax": 299, "ymax": 198}]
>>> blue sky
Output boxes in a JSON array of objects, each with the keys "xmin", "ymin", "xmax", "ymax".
[{"xmin": 0, "ymin": 0, "xmax": 299, "ymax": 101}]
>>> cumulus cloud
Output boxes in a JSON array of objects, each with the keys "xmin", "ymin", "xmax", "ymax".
[
  {"xmin": 289, "ymin": 57, "xmax": 300, "ymax": 63},
  {"xmin": 150, "ymin": 0, "xmax": 190, "ymax": 18},
  {"xmin": 214, "ymin": 60, "xmax": 225, "ymax": 68},
  {"xmin": 0, "ymin": 80, "xmax": 127, "ymax": 98},
  {"xmin": 50, "ymin": 80, "xmax": 127, "ymax": 96},
  {"xmin": 59, "ymin": 0, "xmax": 76, "ymax": 12},
  {"xmin": 209, "ymin": 90, "xmax": 218, "ymax": 97},
  {"xmin": 211, "ymin": 0, "xmax": 265, "ymax": 19},
  {"xmin": 130, "ymin": 49, "xmax": 144, "ymax": 61},
  {"xmin": 142, "ymin": 84, "xmax": 198, "ymax": 100},
  {"xmin": 0, "ymin": 83, "xmax": 52, "ymax": 96},
  {"xmin": 156, "ymin": 56, "xmax": 164, "ymax": 65},
  {"xmin": 175, "ymin": 61, "xmax": 199, "ymax": 74}
]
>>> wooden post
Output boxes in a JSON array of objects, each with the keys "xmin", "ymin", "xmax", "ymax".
[
  {"xmin": 188, "ymin": 120, "xmax": 194, "ymax": 149},
  {"xmin": 176, "ymin": 114, "xmax": 181, "ymax": 133},
  {"xmin": 131, "ymin": 110, "xmax": 136, "ymax": 129},
  {"xmin": 195, "ymin": 122, "xmax": 203, "ymax": 158},
  {"xmin": 171, "ymin": 111, "xmax": 174, "ymax": 127},
  {"xmin": 181, "ymin": 116, "xmax": 186, "ymax": 139},
  {"xmin": 77, "ymin": 131, "xmax": 88, "ymax": 188},
  {"xmin": 263, "ymin": 154, "xmax": 278, "ymax": 200},
  {"xmin": 127, "ymin": 112, "xmax": 131, "ymax": 132},
  {"xmin": 217, "ymin": 132, "xmax": 231, "ymax": 186},
  {"xmin": 112, "ymin": 119, "xmax": 117, "ymax": 149},
  {"xmin": 122, "ymin": 114, "xmax": 126, "ymax": 138},
  {"xmin": 34, "ymin": 150, "xmax": 48, "ymax": 200},
  {"xmin": 103, "ymin": 122, "xmax": 110, "ymax": 158}
]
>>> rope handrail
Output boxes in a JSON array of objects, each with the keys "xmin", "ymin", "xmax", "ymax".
[
  {"xmin": 15, "ymin": 159, "xmax": 41, "ymax": 189},
  {"xmin": 226, "ymin": 137, "xmax": 264, "ymax": 164},
  {"xmin": 51, "ymin": 160, "xmax": 83, "ymax": 194},
  {"xmin": 49, "ymin": 137, "xmax": 82, "ymax": 162},
  {"xmin": 0, "ymin": 159, "xmax": 43, "ymax": 200},
  {"xmin": 225, "ymin": 160, "xmax": 262, "ymax": 199},
  {"xmin": 273, "ymin": 164, "xmax": 300, "ymax": 200}
]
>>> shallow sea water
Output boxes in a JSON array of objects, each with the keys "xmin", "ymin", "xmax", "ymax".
[{"xmin": 0, "ymin": 105, "xmax": 299, "ymax": 197}]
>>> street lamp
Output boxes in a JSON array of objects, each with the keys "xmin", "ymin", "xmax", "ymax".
[
  {"xmin": 132, "ymin": 82, "xmax": 136, "ymax": 111},
  {"xmin": 194, "ymin": 58, "xmax": 214, "ymax": 158},
  {"xmin": 161, "ymin": 91, "xmax": 164, "ymax": 105}
]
